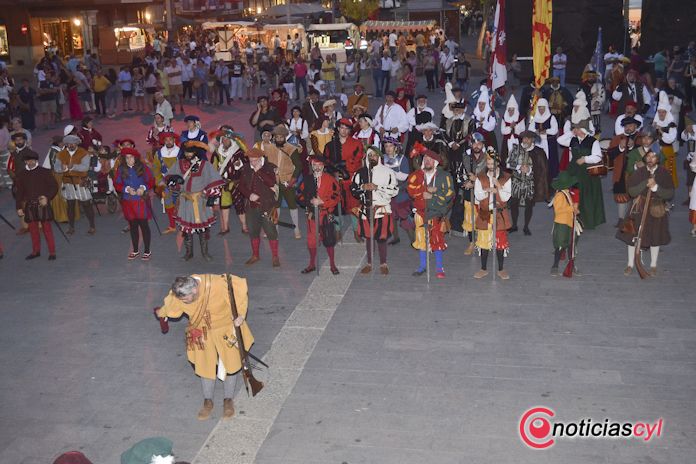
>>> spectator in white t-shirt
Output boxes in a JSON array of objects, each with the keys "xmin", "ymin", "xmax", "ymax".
[
  {"xmin": 388, "ymin": 31, "xmax": 398, "ymax": 55},
  {"xmin": 603, "ymin": 45, "xmax": 623, "ymax": 82},
  {"xmin": 118, "ymin": 66, "xmax": 133, "ymax": 112},
  {"xmin": 552, "ymin": 46, "xmax": 568, "ymax": 87},
  {"xmin": 440, "ymin": 46, "xmax": 455, "ymax": 84},
  {"xmin": 164, "ymin": 60, "xmax": 184, "ymax": 111}
]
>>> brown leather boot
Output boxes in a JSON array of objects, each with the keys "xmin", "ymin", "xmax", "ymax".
[
  {"xmin": 360, "ymin": 264, "xmax": 372, "ymax": 274},
  {"xmin": 272, "ymin": 256, "xmax": 281, "ymax": 267},
  {"xmin": 245, "ymin": 255, "xmax": 260, "ymax": 265},
  {"xmin": 223, "ymin": 398, "xmax": 235, "ymax": 420},
  {"xmin": 464, "ymin": 242, "xmax": 475, "ymax": 256},
  {"xmin": 197, "ymin": 399, "xmax": 214, "ymax": 420}
]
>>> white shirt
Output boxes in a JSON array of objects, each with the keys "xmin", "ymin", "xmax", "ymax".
[
  {"xmin": 474, "ymin": 172, "xmax": 512, "ymax": 206},
  {"xmin": 381, "ymin": 57, "xmax": 391, "ymax": 72},
  {"xmin": 374, "ymin": 102, "xmax": 409, "ymax": 134},
  {"xmin": 388, "ymin": 33, "xmax": 397, "ymax": 47},
  {"xmin": 611, "ymin": 83, "xmax": 652, "ymax": 108},
  {"xmin": 552, "ymin": 53, "xmax": 567, "ymax": 70},
  {"xmin": 556, "ymin": 133, "xmax": 602, "ymax": 163},
  {"xmin": 165, "ymin": 65, "xmax": 183, "ymax": 86},
  {"xmin": 155, "ymin": 99, "xmax": 174, "ymax": 127},
  {"xmin": 287, "ymin": 117, "xmax": 309, "ymax": 140},
  {"xmin": 406, "ymin": 106, "xmax": 434, "ymax": 131},
  {"xmin": 440, "ymin": 53, "xmax": 455, "ymax": 73}
]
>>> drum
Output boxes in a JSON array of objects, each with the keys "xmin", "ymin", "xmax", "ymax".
[
  {"xmin": 587, "ymin": 161, "xmax": 608, "ymax": 177},
  {"xmin": 599, "ymin": 138, "xmax": 613, "ymax": 171}
]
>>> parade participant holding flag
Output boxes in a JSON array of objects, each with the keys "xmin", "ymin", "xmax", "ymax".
[
  {"xmin": 113, "ymin": 147, "xmax": 156, "ymax": 261},
  {"xmin": 407, "ymin": 149, "xmax": 454, "ymax": 279}
]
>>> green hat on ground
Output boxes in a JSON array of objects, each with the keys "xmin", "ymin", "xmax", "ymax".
[
  {"xmin": 121, "ymin": 437, "xmax": 173, "ymax": 464},
  {"xmin": 551, "ymin": 171, "xmax": 579, "ymax": 191}
]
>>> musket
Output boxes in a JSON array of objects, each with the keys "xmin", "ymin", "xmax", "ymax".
[
  {"xmin": 633, "ymin": 187, "xmax": 652, "ymax": 279},
  {"xmin": 368, "ymin": 163, "xmax": 374, "ymax": 276},
  {"xmin": 491, "ymin": 170, "xmax": 497, "ymax": 281},
  {"xmin": 563, "ymin": 207, "xmax": 576, "ymax": 278},
  {"xmin": 226, "ymin": 273, "xmax": 264, "ymax": 396},
  {"xmin": 0, "ymin": 212, "xmax": 16, "ymax": 230},
  {"xmin": 314, "ymin": 203, "xmax": 320, "ymax": 275},
  {"xmin": 425, "ymin": 214, "xmax": 430, "ymax": 283},
  {"xmin": 276, "ymin": 220, "xmax": 296, "ymax": 229},
  {"xmin": 469, "ymin": 152, "xmax": 476, "ymax": 249}
]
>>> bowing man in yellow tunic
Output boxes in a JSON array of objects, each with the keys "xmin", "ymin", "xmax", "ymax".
[{"xmin": 156, "ymin": 274, "xmax": 255, "ymax": 421}]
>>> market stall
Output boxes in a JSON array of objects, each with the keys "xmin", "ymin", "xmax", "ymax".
[
  {"xmin": 98, "ymin": 24, "xmax": 156, "ymax": 65},
  {"xmin": 202, "ymin": 21, "xmax": 259, "ymax": 61},
  {"xmin": 306, "ymin": 23, "xmax": 360, "ymax": 64},
  {"xmin": 262, "ymin": 23, "xmax": 306, "ymax": 52}
]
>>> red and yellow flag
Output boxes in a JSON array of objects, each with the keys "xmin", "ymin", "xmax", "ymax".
[{"xmin": 531, "ymin": 0, "xmax": 552, "ymax": 115}]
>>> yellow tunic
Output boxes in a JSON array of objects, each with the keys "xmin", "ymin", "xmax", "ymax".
[
  {"xmin": 158, "ymin": 274, "xmax": 255, "ymax": 379},
  {"xmin": 552, "ymin": 190, "xmax": 574, "ymax": 226}
]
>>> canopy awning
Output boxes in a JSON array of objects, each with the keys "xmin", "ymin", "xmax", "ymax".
[
  {"xmin": 201, "ymin": 21, "xmax": 257, "ymax": 29},
  {"xmin": 258, "ymin": 3, "xmax": 326, "ymax": 18},
  {"xmin": 307, "ymin": 23, "xmax": 355, "ymax": 32},
  {"xmin": 359, "ymin": 20, "xmax": 437, "ymax": 33}
]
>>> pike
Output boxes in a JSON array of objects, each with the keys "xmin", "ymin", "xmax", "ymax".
[
  {"xmin": 226, "ymin": 273, "xmax": 264, "ymax": 396},
  {"xmin": 425, "ymin": 217, "xmax": 431, "ymax": 283},
  {"xmin": 314, "ymin": 203, "xmax": 320, "ymax": 275},
  {"xmin": 368, "ymin": 161, "xmax": 375, "ymax": 276},
  {"xmin": 633, "ymin": 187, "xmax": 652, "ymax": 279},
  {"xmin": 563, "ymin": 207, "xmax": 577, "ymax": 278},
  {"xmin": 0, "ymin": 211, "xmax": 16, "ymax": 230},
  {"xmin": 492, "ymin": 173, "xmax": 497, "ymax": 282}
]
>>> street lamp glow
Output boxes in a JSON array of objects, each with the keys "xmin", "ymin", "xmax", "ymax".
[
  {"xmin": 256, "ymin": 6, "xmax": 262, "ymax": 13},
  {"xmin": 144, "ymin": 12, "xmax": 152, "ymax": 22},
  {"xmin": 73, "ymin": 18, "xmax": 81, "ymax": 27}
]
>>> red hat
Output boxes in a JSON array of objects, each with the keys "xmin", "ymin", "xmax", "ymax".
[
  {"xmin": 309, "ymin": 155, "xmax": 328, "ymax": 165},
  {"xmin": 625, "ymin": 100, "xmax": 637, "ymax": 109},
  {"xmin": 158, "ymin": 131, "xmax": 179, "ymax": 145},
  {"xmin": 337, "ymin": 118, "xmax": 353, "ymax": 128},
  {"xmin": 114, "ymin": 138, "xmax": 136, "ymax": 147},
  {"xmin": 120, "ymin": 147, "xmax": 141, "ymax": 158},
  {"xmin": 246, "ymin": 147, "xmax": 265, "ymax": 158},
  {"xmin": 53, "ymin": 451, "xmax": 93, "ymax": 464},
  {"xmin": 422, "ymin": 149, "xmax": 442, "ymax": 164}
]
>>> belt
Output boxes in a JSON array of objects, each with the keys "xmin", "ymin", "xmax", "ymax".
[{"xmin": 181, "ymin": 191, "xmax": 203, "ymax": 222}]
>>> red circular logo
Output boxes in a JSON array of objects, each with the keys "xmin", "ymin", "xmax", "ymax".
[{"xmin": 519, "ymin": 407, "xmax": 555, "ymax": 449}]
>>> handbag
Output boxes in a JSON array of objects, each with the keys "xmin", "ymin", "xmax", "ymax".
[
  {"xmin": 621, "ymin": 216, "xmax": 636, "ymax": 235},
  {"xmin": 649, "ymin": 200, "xmax": 666, "ymax": 218}
]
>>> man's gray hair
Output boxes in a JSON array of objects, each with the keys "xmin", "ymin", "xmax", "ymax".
[{"xmin": 172, "ymin": 276, "xmax": 198, "ymax": 298}]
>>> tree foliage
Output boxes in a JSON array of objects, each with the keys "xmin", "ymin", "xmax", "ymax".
[{"xmin": 339, "ymin": 0, "xmax": 379, "ymax": 23}]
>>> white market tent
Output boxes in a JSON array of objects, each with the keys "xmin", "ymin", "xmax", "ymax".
[{"xmin": 359, "ymin": 20, "xmax": 437, "ymax": 33}]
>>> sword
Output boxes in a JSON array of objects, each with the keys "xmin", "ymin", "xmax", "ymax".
[
  {"xmin": 0, "ymin": 212, "xmax": 16, "ymax": 230},
  {"xmin": 52, "ymin": 219, "xmax": 70, "ymax": 244},
  {"xmin": 277, "ymin": 220, "xmax": 296, "ymax": 229},
  {"xmin": 146, "ymin": 195, "xmax": 162, "ymax": 236}
]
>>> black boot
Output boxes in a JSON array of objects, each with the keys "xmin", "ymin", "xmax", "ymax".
[
  {"xmin": 182, "ymin": 234, "xmax": 194, "ymax": 261},
  {"xmin": 199, "ymin": 233, "xmax": 212, "ymax": 261}
]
